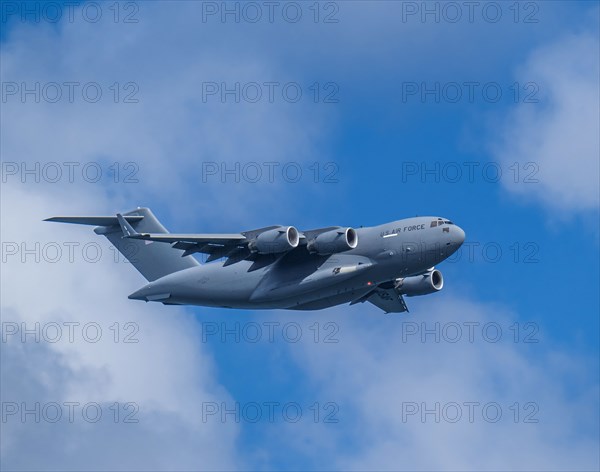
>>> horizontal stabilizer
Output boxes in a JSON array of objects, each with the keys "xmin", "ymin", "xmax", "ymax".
[
  {"xmin": 45, "ymin": 208, "xmax": 199, "ymax": 281},
  {"xmin": 44, "ymin": 215, "xmax": 143, "ymax": 226}
]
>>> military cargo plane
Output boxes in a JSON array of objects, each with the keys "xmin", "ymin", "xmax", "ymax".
[{"xmin": 45, "ymin": 208, "xmax": 465, "ymax": 313}]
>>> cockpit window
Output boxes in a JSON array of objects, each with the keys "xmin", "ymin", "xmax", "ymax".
[{"xmin": 432, "ymin": 218, "xmax": 455, "ymax": 226}]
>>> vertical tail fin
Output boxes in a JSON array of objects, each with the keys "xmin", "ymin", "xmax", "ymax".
[{"xmin": 45, "ymin": 207, "xmax": 199, "ymax": 281}]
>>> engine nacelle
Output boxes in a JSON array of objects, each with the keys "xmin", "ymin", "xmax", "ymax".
[
  {"xmin": 248, "ymin": 226, "xmax": 300, "ymax": 254},
  {"xmin": 396, "ymin": 269, "xmax": 444, "ymax": 297},
  {"xmin": 307, "ymin": 227, "xmax": 358, "ymax": 255}
]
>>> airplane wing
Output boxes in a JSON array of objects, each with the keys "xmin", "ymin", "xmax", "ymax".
[
  {"xmin": 44, "ymin": 215, "xmax": 144, "ymax": 226},
  {"xmin": 135, "ymin": 234, "xmax": 249, "ymax": 263},
  {"xmin": 115, "ymin": 214, "xmax": 310, "ymax": 265}
]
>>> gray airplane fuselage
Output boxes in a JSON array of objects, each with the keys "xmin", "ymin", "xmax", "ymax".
[{"xmin": 128, "ymin": 216, "xmax": 465, "ymax": 310}]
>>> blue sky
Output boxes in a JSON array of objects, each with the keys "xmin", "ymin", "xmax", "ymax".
[{"xmin": 1, "ymin": 1, "xmax": 599, "ymax": 470}]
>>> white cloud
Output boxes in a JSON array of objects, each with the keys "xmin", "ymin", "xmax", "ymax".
[
  {"xmin": 1, "ymin": 184, "xmax": 240, "ymax": 470},
  {"xmin": 492, "ymin": 26, "xmax": 600, "ymax": 213},
  {"xmin": 268, "ymin": 297, "xmax": 599, "ymax": 470}
]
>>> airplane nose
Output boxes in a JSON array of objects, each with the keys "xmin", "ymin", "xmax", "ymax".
[{"xmin": 455, "ymin": 226, "xmax": 466, "ymax": 245}]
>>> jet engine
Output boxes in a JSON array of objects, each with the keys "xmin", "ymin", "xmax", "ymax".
[
  {"xmin": 248, "ymin": 226, "xmax": 300, "ymax": 254},
  {"xmin": 307, "ymin": 227, "xmax": 358, "ymax": 255},
  {"xmin": 396, "ymin": 269, "xmax": 443, "ymax": 297}
]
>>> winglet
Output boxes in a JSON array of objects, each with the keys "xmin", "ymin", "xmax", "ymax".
[{"xmin": 116, "ymin": 213, "xmax": 139, "ymax": 238}]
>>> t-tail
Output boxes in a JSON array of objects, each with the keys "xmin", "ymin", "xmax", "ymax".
[{"xmin": 44, "ymin": 207, "xmax": 199, "ymax": 281}]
